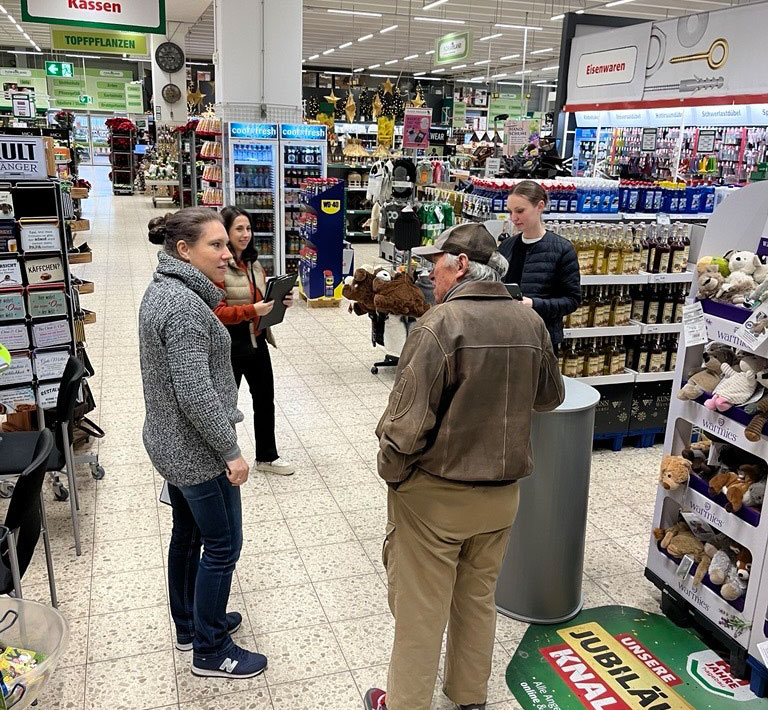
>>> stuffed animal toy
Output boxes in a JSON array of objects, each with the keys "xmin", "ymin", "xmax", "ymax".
[
  {"xmin": 754, "ymin": 255, "xmax": 768, "ymax": 285},
  {"xmin": 706, "ymin": 544, "xmax": 735, "ymax": 586},
  {"xmin": 743, "ymin": 478, "xmax": 766, "ymax": 507},
  {"xmin": 709, "ymin": 464, "xmax": 766, "ymax": 512},
  {"xmin": 677, "ymin": 344, "xmax": 737, "ymax": 400},
  {"xmin": 717, "ymin": 270, "xmax": 756, "ymax": 305},
  {"xmin": 735, "ymin": 547, "xmax": 753, "ymax": 581},
  {"xmin": 681, "ymin": 439, "xmax": 716, "ymax": 480},
  {"xmin": 748, "ymin": 278, "xmax": 768, "ymax": 307},
  {"xmin": 697, "ymin": 255, "xmax": 730, "ymax": 277},
  {"xmin": 372, "ymin": 271, "xmax": 430, "ymax": 317},
  {"xmin": 708, "ymin": 470, "xmax": 741, "ymax": 499},
  {"xmin": 704, "ymin": 355, "xmax": 768, "ymax": 411},
  {"xmin": 717, "ymin": 442, "xmax": 764, "ymax": 471},
  {"xmin": 704, "ymin": 542, "xmax": 751, "ymax": 601},
  {"xmin": 342, "ymin": 266, "xmax": 376, "ymax": 315},
  {"xmin": 744, "ymin": 392, "xmax": 768, "ymax": 441},
  {"xmin": 659, "ymin": 455, "xmax": 692, "ymax": 491},
  {"xmin": 653, "ymin": 522, "xmax": 711, "ymax": 585},
  {"xmin": 717, "ymin": 251, "xmax": 760, "ymax": 304},
  {"xmin": 721, "ymin": 546, "xmax": 752, "ymax": 601},
  {"xmin": 722, "ymin": 464, "xmax": 764, "ymax": 512},
  {"xmin": 698, "ymin": 268, "xmax": 725, "ymax": 300}
]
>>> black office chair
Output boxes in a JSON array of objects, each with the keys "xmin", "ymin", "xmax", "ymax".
[
  {"xmin": 0, "ymin": 429, "xmax": 54, "ymax": 600},
  {"xmin": 46, "ymin": 356, "xmax": 106, "ymax": 556}
]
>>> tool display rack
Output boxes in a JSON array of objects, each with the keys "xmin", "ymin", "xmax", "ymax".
[
  {"xmin": 297, "ymin": 180, "xmax": 345, "ymax": 303},
  {"xmin": 643, "ymin": 180, "xmax": 768, "ymax": 690}
]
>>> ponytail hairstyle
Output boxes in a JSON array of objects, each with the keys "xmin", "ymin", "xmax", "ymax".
[
  {"xmin": 220, "ymin": 206, "xmax": 259, "ymax": 264},
  {"xmin": 510, "ymin": 179, "xmax": 549, "ymax": 209},
  {"xmin": 147, "ymin": 207, "xmax": 223, "ymax": 257}
]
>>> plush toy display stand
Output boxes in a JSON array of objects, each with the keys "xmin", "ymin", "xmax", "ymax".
[{"xmin": 646, "ymin": 180, "xmax": 768, "ymax": 688}]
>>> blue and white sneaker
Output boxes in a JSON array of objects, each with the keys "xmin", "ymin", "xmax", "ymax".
[
  {"xmin": 191, "ymin": 643, "xmax": 267, "ymax": 679},
  {"xmin": 175, "ymin": 612, "xmax": 243, "ymax": 652}
]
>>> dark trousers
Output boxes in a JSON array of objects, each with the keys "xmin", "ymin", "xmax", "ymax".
[
  {"xmin": 167, "ymin": 473, "xmax": 243, "ymax": 655},
  {"xmin": 231, "ymin": 334, "xmax": 278, "ymax": 463}
]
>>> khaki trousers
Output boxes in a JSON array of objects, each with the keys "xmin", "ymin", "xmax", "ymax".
[{"xmin": 383, "ymin": 471, "xmax": 520, "ymax": 710}]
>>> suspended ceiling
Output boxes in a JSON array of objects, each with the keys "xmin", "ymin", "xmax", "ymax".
[{"xmin": 0, "ymin": 0, "xmax": 764, "ymax": 87}]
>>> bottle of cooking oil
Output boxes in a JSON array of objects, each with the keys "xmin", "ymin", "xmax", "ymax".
[
  {"xmin": 562, "ymin": 340, "xmax": 580, "ymax": 378},
  {"xmin": 586, "ymin": 338, "xmax": 603, "ymax": 377},
  {"xmin": 621, "ymin": 228, "xmax": 635, "ymax": 274},
  {"xmin": 609, "ymin": 337, "xmax": 627, "ymax": 374},
  {"xmin": 606, "ymin": 227, "xmax": 623, "ymax": 275}
]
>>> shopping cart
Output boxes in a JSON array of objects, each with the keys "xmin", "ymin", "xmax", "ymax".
[{"xmin": 0, "ymin": 598, "xmax": 68, "ymax": 709}]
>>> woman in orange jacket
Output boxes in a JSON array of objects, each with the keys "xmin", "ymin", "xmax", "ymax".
[{"xmin": 214, "ymin": 206, "xmax": 294, "ymax": 475}]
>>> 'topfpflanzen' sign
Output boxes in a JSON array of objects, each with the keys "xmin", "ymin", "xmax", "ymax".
[
  {"xmin": 22, "ymin": 0, "xmax": 165, "ymax": 34},
  {"xmin": 51, "ymin": 28, "xmax": 148, "ymax": 55}
]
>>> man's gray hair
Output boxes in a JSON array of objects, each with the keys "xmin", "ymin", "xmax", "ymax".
[{"xmin": 443, "ymin": 251, "xmax": 509, "ymax": 282}]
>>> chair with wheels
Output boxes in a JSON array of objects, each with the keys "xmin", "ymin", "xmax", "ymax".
[{"xmin": 0, "ymin": 429, "xmax": 57, "ymax": 603}]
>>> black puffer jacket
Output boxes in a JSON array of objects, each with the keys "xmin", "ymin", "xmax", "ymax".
[{"xmin": 498, "ymin": 230, "xmax": 581, "ymax": 347}]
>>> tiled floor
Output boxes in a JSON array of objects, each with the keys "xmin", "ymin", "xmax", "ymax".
[{"xmin": 32, "ymin": 166, "xmax": 664, "ymax": 710}]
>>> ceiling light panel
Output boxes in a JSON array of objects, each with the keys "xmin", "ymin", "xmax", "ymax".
[
  {"xmin": 422, "ymin": 0, "xmax": 449, "ymax": 9},
  {"xmin": 327, "ymin": 9, "xmax": 382, "ymax": 17},
  {"xmin": 413, "ymin": 16, "xmax": 464, "ymax": 24}
]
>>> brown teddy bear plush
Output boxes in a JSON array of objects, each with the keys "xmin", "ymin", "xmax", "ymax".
[
  {"xmin": 677, "ymin": 344, "xmax": 737, "ymax": 401},
  {"xmin": 373, "ymin": 271, "xmax": 430, "ymax": 317},
  {"xmin": 342, "ymin": 267, "xmax": 376, "ymax": 315},
  {"xmin": 659, "ymin": 455, "xmax": 692, "ymax": 491},
  {"xmin": 653, "ymin": 521, "xmax": 711, "ymax": 585}
]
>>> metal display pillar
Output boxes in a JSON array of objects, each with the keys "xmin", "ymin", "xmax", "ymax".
[{"xmin": 496, "ymin": 377, "xmax": 600, "ymax": 624}]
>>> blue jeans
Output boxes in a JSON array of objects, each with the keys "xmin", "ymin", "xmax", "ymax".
[{"xmin": 167, "ymin": 473, "xmax": 243, "ymax": 655}]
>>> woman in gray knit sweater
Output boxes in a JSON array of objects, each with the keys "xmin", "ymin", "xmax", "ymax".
[{"xmin": 139, "ymin": 208, "xmax": 267, "ymax": 680}]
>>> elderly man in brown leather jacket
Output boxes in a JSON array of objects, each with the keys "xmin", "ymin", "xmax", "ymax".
[{"xmin": 364, "ymin": 223, "xmax": 565, "ymax": 710}]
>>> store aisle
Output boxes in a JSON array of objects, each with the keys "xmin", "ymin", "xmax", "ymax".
[{"xmin": 34, "ymin": 166, "xmax": 664, "ymax": 710}]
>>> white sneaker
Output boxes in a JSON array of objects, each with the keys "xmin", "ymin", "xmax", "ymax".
[{"xmin": 255, "ymin": 458, "xmax": 295, "ymax": 476}]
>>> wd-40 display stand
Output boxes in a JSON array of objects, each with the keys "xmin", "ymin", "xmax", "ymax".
[
  {"xmin": 298, "ymin": 181, "xmax": 345, "ymax": 305},
  {"xmin": 645, "ymin": 180, "xmax": 768, "ymax": 687}
]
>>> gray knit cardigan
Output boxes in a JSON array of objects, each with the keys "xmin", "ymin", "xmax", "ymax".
[{"xmin": 139, "ymin": 252, "xmax": 243, "ymax": 487}]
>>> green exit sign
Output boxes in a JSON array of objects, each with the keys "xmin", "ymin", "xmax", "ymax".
[
  {"xmin": 45, "ymin": 61, "xmax": 74, "ymax": 77},
  {"xmin": 78, "ymin": 94, "xmax": 93, "ymax": 105}
]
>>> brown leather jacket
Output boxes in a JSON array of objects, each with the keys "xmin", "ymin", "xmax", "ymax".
[{"xmin": 376, "ymin": 280, "xmax": 564, "ymax": 484}]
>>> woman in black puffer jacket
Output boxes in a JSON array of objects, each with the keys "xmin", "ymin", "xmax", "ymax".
[{"xmin": 497, "ymin": 180, "xmax": 581, "ymax": 351}]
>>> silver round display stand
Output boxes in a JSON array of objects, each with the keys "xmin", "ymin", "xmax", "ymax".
[{"xmin": 495, "ymin": 377, "xmax": 600, "ymax": 624}]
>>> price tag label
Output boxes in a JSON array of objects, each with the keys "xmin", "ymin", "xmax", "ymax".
[
  {"xmin": 676, "ymin": 554, "xmax": 694, "ymax": 580},
  {"xmin": 656, "ymin": 213, "xmax": 671, "ymax": 226},
  {"xmin": 485, "ymin": 158, "xmax": 501, "ymax": 177},
  {"xmin": 682, "ymin": 302, "xmax": 708, "ymax": 346},
  {"xmin": 734, "ymin": 301, "xmax": 768, "ymax": 351}
]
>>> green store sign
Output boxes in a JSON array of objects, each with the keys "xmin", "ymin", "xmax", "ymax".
[
  {"xmin": 506, "ymin": 606, "xmax": 763, "ymax": 709},
  {"xmin": 435, "ymin": 31, "xmax": 471, "ymax": 65},
  {"xmin": 452, "ymin": 99, "xmax": 467, "ymax": 128},
  {"xmin": 47, "ymin": 68, "xmax": 143, "ymax": 112},
  {"xmin": 51, "ymin": 27, "xmax": 148, "ymax": 55}
]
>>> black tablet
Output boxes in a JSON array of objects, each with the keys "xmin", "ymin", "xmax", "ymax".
[{"xmin": 257, "ymin": 272, "xmax": 298, "ymax": 329}]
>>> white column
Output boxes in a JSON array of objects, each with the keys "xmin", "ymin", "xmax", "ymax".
[
  {"xmin": 214, "ymin": 0, "xmax": 302, "ymax": 117},
  {"xmin": 150, "ymin": 24, "xmax": 188, "ymax": 125}
]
